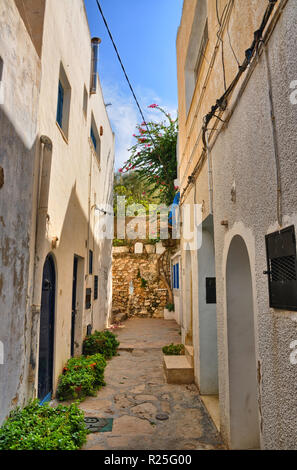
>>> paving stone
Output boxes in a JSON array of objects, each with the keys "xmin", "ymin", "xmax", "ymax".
[
  {"xmin": 112, "ymin": 415, "xmax": 154, "ymax": 434},
  {"xmin": 79, "ymin": 399, "xmax": 112, "ymax": 413},
  {"xmin": 114, "ymin": 393, "xmax": 133, "ymax": 409},
  {"xmin": 130, "ymin": 384, "xmax": 146, "ymax": 394},
  {"xmin": 160, "ymin": 401, "xmax": 171, "ymax": 413},
  {"xmin": 161, "ymin": 393, "xmax": 171, "ymax": 401},
  {"xmin": 135, "ymin": 394, "xmax": 158, "ymax": 402},
  {"xmin": 131, "ymin": 402, "xmax": 158, "ymax": 421}
]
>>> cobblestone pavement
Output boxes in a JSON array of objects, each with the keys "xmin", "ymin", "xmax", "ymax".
[{"xmin": 79, "ymin": 318, "xmax": 225, "ymax": 450}]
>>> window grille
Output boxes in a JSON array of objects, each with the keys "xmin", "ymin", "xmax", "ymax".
[
  {"xmin": 89, "ymin": 250, "xmax": 93, "ymax": 275},
  {"xmin": 94, "ymin": 275, "xmax": 98, "ymax": 300},
  {"xmin": 206, "ymin": 277, "xmax": 216, "ymax": 304},
  {"xmin": 265, "ymin": 225, "xmax": 297, "ymax": 310}
]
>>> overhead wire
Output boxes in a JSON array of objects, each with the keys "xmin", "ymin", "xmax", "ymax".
[
  {"xmin": 94, "ymin": 0, "xmax": 156, "ymax": 150},
  {"xmin": 94, "ymin": 0, "xmax": 176, "ymax": 181},
  {"xmin": 180, "ymin": 0, "xmax": 279, "ymax": 203},
  {"xmin": 216, "ymin": 0, "xmax": 228, "ymax": 91}
]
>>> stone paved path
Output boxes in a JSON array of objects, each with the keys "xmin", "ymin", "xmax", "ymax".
[{"xmin": 79, "ymin": 318, "xmax": 224, "ymax": 450}]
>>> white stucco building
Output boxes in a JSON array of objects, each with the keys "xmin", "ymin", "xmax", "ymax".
[
  {"xmin": 177, "ymin": 0, "xmax": 297, "ymax": 449},
  {"xmin": 0, "ymin": 0, "xmax": 114, "ymax": 422}
]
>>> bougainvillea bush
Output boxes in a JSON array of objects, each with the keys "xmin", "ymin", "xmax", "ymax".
[
  {"xmin": 56, "ymin": 353, "xmax": 106, "ymax": 401},
  {"xmin": 0, "ymin": 400, "xmax": 87, "ymax": 450},
  {"xmin": 120, "ymin": 105, "xmax": 178, "ymax": 206},
  {"xmin": 82, "ymin": 330, "xmax": 119, "ymax": 359}
]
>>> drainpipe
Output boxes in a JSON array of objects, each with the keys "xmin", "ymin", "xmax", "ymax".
[
  {"xmin": 87, "ymin": 144, "xmax": 94, "ymax": 328},
  {"xmin": 28, "ymin": 135, "xmax": 53, "ymax": 393},
  {"xmin": 206, "ymin": 131, "xmax": 214, "ymax": 215}
]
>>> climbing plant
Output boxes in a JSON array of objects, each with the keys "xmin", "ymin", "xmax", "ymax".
[{"xmin": 120, "ymin": 104, "xmax": 179, "ymax": 206}]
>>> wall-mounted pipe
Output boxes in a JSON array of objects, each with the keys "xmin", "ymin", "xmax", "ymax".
[{"xmin": 90, "ymin": 37, "xmax": 101, "ymax": 94}]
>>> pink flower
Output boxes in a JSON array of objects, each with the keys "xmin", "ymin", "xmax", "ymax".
[
  {"xmin": 148, "ymin": 104, "xmax": 158, "ymax": 109},
  {"xmin": 119, "ymin": 168, "xmax": 123, "ymax": 173},
  {"xmin": 174, "ymin": 186, "xmax": 179, "ymax": 190}
]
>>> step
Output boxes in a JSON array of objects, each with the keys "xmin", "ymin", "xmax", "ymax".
[
  {"xmin": 185, "ymin": 345, "xmax": 194, "ymax": 367},
  {"xmin": 163, "ymin": 355, "xmax": 194, "ymax": 385}
]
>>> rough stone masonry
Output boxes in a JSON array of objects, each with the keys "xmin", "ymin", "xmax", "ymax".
[{"xmin": 112, "ymin": 251, "xmax": 169, "ymax": 321}]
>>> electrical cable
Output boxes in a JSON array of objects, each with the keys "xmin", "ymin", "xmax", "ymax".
[
  {"xmin": 226, "ymin": 3, "xmax": 240, "ymax": 67},
  {"xmin": 94, "ymin": 0, "xmax": 156, "ymax": 150},
  {"xmin": 216, "ymin": 0, "xmax": 228, "ymax": 91},
  {"xmin": 180, "ymin": 0, "xmax": 278, "ymax": 202}
]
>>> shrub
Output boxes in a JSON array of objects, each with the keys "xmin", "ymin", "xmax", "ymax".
[
  {"xmin": 0, "ymin": 400, "xmax": 87, "ymax": 450},
  {"xmin": 166, "ymin": 303, "xmax": 175, "ymax": 312},
  {"xmin": 140, "ymin": 277, "xmax": 148, "ymax": 288},
  {"xmin": 56, "ymin": 353, "xmax": 106, "ymax": 401},
  {"xmin": 82, "ymin": 330, "xmax": 119, "ymax": 358},
  {"xmin": 162, "ymin": 343, "xmax": 185, "ymax": 356}
]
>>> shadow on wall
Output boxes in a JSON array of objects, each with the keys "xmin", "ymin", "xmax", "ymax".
[
  {"xmin": 43, "ymin": 182, "xmax": 112, "ymax": 384},
  {"xmin": 0, "ymin": 106, "xmax": 39, "ymax": 425}
]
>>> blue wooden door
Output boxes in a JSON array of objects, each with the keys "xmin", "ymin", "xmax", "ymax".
[{"xmin": 38, "ymin": 255, "xmax": 56, "ymax": 402}]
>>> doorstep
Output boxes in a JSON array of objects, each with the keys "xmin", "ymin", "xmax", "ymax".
[{"xmin": 200, "ymin": 395, "xmax": 220, "ymax": 432}]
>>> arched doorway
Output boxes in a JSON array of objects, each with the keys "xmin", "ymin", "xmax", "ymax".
[
  {"xmin": 38, "ymin": 254, "xmax": 56, "ymax": 402},
  {"xmin": 226, "ymin": 236, "xmax": 260, "ymax": 449}
]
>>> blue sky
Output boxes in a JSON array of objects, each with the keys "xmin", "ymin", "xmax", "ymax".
[{"xmin": 84, "ymin": 0, "xmax": 183, "ymax": 169}]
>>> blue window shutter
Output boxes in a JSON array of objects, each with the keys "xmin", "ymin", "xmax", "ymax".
[
  {"xmin": 56, "ymin": 81, "xmax": 64, "ymax": 127},
  {"xmin": 90, "ymin": 126, "xmax": 97, "ymax": 150},
  {"xmin": 177, "ymin": 263, "xmax": 179, "ymax": 289}
]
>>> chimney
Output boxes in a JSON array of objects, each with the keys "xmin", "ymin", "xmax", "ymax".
[{"xmin": 90, "ymin": 37, "xmax": 101, "ymax": 94}]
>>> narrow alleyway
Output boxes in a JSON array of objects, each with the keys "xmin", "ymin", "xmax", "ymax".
[{"xmin": 79, "ymin": 318, "xmax": 224, "ymax": 450}]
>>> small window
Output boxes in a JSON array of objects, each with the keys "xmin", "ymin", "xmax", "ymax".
[
  {"xmin": 90, "ymin": 126, "xmax": 97, "ymax": 150},
  {"xmin": 56, "ymin": 63, "xmax": 71, "ymax": 139},
  {"xmin": 265, "ymin": 225, "xmax": 297, "ymax": 310},
  {"xmin": 86, "ymin": 324, "xmax": 92, "ymax": 336},
  {"xmin": 85, "ymin": 288, "xmax": 92, "ymax": 310},
  {"xmin": 206, "ymin": 277, "xmax": 216, "ymax": 304},
  {"xmin": 89, "ymin": 250, "xmax": 93, "ymax": 275},
  {"xmin": 83, "ymin": 85, "xmax": 88, "ymax": 119},
  {"xmin": 56, "ymin": 81, "xmax": 64, "ymax": 128},
  {"xmin": 90, "ymin": 114, "xmax": 101, "ymax": 162},
  {"xmin": 94, "ymin": 275, "xmax": 98, "ymax": 300}
]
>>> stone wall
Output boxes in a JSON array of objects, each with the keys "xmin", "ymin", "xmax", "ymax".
[{"xmin": 112, "ymin": 251, "xmax": 169, "ymax": 320}]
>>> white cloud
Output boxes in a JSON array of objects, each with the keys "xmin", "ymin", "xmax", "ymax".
[{"xmin": 101, "ymin": 81, "xmax": 177, "ymax": 171}]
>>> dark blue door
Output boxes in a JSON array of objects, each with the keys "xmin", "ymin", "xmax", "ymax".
[
  {"xmin": 38, "ymin": 255, "xmax": 56, "ymax": 402},
  {"xmin": 71, "ymin": 256, "xmax": 78, "ymax": 357}
]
